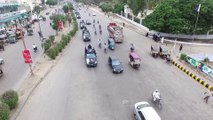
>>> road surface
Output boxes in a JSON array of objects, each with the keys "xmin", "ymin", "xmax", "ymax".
[{"xmin": 15, "ymin": 5, "xmax": 213, "ymax": 120}]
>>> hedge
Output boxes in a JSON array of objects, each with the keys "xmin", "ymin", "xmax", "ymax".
[
  {"xmin": 46, "ymin": 8, "xmax": 78, "ymax": 59},
  {"xmin": 1, "ymin": 90, "xmax": 18, "ymax": 110},
  {"xmin": 0, "ymin": 102, "xmax": 10, "ymax": 120}
]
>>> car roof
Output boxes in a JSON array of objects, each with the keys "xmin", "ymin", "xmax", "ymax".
[
  {"xmin": 135, "ymin": 101, "xmax": 161, "ymax": 120},
  {"xmin": 110, "ymin": 56, "xmax": 118, "ymax": 60},
  {"xmin": 108, "ymin": 38, "xmax": 114, "ymax": 42}
]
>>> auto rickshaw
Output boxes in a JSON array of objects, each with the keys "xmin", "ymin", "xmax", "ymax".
[
  {"xmin": 150, "ymin": 44, "xmax": 159, "ymax": 58},
  {"xmin": 129, "ymin": 52, "xmax": 141, "ymax": 69},
  {"xmin": 159, "ymin": 45, "xmax": 170, "ymax": 59}
]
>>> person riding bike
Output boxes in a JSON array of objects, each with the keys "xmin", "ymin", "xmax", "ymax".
[
  {"xmin": 104, "ymin": 43, "xmax": 107, "ymax": 53},
  {"xmin": 153, "ymin": 89, "xmax": 161, "ymax": 102},
  {"xmin": 130, "ymin": 43, "xmax": 135, "ymax": 52},
  {"xmin": 32, "ymin": 44, "xmax": 38, "ymax": 52},
  {"xmin": 99, "ymin": 24, "xmax": 101, "ymax": 29},
  {"xmin": 94, "ymin": 29, "xmax": 97, "ymax": 35},
  {"xmin": 98, "ymin": 39, "xmax": 102, "ymax": 48}
]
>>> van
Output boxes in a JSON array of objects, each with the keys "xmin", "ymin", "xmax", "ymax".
[{"xmin": 134, "ymin": 101, "xmax": 161, "ymax": 120}]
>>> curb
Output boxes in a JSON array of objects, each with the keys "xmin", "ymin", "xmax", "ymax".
[{"xmin": 172, "ymin": 60, "xmax": 213, "ymax": 90}]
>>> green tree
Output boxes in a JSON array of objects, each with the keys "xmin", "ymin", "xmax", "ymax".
[
  {"xmin": 46, "ymin": 0, "xmax": 57, "ymax": 5},
  {"xmin": 33, "ymin": 6, "xmax": 42, "ymax": 14},
  {"xmin": 143, "ymin": 0, "xmax": 213, "ymax": 34},
  {"xmin": 52, "ymin": 15, "xmax": 66, "ymax": 35}
]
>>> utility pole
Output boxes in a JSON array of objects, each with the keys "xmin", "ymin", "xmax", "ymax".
[
  {"xmin": 21, "ymin": 30, "xmax": 33, "ymax": 75},
  {"xmin": 190, "ymin": 4, "xmax": 201, "ymax": 53}
]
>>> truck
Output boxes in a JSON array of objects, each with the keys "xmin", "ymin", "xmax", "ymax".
[{"xmin": 107, "ymin": 22, "xmax": 124, "ymax": 43}]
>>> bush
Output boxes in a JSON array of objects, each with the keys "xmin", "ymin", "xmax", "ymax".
[
  {"xmin": 49, "ymin": 35, "xmax": 55, "ymax": 42},
  {"xmin": 180, "ymin": 53, "xmax": 187, "ymax": 60},
  {"xmin": 0, "ymin": 102, "xmax": 10, "ymax": 120},
  {"xmin": 46, "ymin": 48, "xmax": 56, "ymax": 59},
  {"xmin": 42, "ymin": 39, "xmax": 52, "ymax": 52},
  {"xmin": 1, "ymin": 90, "xmax": 19, "ymax": 110}
]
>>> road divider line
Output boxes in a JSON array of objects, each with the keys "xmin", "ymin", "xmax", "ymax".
[{"xmin": 172, "ymin": 60, "xmax": 213, "ymax": 90}]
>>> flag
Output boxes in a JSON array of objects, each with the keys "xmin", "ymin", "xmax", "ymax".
[{"xmin": 195, "ymin": 4, "xmax": 201, "ymax": 13}]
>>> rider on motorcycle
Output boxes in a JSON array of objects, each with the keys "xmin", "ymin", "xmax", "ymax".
[
  {"xmin": 130, "ymin": 43, "xmax": 134, "ymax": 51},
  {"xmin": 32, "ymin": 44, "xmax": 38, "ymax": 52},
  {"xmin": 98, "ymin": 39, "xmax": 102, "ymax": 47},
  {"xmin": 153, "ymin": 89, "xmax": 161, "ymax": 102}
]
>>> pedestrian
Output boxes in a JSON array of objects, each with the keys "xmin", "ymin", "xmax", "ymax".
[
  {"xmin": 204, "ymin": 89, "xmax": 213, "ymax": 103},
  {"xmin": 146, "ymin": 32, "xmax": 149, "ymax": 37},
  {"xmin": 50, "ymin": 22, "xmax": 52, "ymax": 26},
  {"xmin": 179, "ymin": 44, "xmax": 183, "ymax": 52},
  {"xmin": 161, "ymin": 37, "xmax": 164, "ymax": 44},
  {"xmin": 123, "ymin": 22, "xmax": 125, "ymax": 27}
]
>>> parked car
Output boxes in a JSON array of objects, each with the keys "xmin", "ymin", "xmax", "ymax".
[
  {"xmin": 6, "ymin": 30, "xmax": 17, "ymax": 43},
  {"xmin": 82, "ymin": 30, "xmax": 91, "ymax": 41},
  {"xmin": 108, "ymin": 38, "xmax": 115, "ymax": 50},
  {"xmin": 86, "ymin": 20, "xmax": 91, "ymax": 25},
  {"xmin": 134, "ymin": 101, "xmax": 161, "ymax": 120},
  {"xmin": 108, "ymin": 56, "xmax": 124, "ymax": 73}
]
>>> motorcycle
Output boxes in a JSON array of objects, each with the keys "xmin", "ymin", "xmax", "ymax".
[
  {"xmin": 98, "ymin": 42, "xmax": 102, "ymax": 48},
  {"xmin": 94, "ymin": 30, "xmax": 97, "ymax": 35},
  {"xmin": 33, "ymin": 47, "xmax": 38, "ymax": 53},
  {"xmin": 99, "ymin": 30, "xmax": 102, "ymax": 35},
  {"xmin": 152, "ymin": 94, "xmax": 162, "ymax": 109}
]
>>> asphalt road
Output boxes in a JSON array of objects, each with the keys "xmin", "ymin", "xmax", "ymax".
[
  {"xmin": 16, "ymin": 6, "xmax": 213, "ymax": 120},
  {"xmin": 0, "ymin": 8, "xmax": 55, "ymax": 94}
]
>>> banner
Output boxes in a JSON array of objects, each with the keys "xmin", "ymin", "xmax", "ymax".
[{"xmin": 22, "ymin": 49, "xmax": 32, "ymax": 63}]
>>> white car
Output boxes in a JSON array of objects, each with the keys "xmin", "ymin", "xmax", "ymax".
[
  {"xmin": 0, "ymin": 58, "xmax": 4, "ymax": 65},
  {"xmin": 92, "ymin": 13, "xmax": 96, "ymax": 16},
  {"xmin": 134, "ymin": 101, "xmax": 161, "ymax": 120}
]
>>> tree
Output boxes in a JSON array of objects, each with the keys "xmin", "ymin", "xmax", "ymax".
[
  {"xmin": 52, "ymin": 15, "xmax": 66, "ymax": 35},
  {"xmin": 143, "ymin": 0, "xmax": 213, "ymax": 34},
  {"xmin": 33, "ymin": 6, "xmax": 42, "ymax": 14},
  {"xmin": 46, "ymin": 0, "xmax": 57, "ymax": 6}
]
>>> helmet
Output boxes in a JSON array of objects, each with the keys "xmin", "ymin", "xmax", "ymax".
[{"xmin": 155, "ymin": 89, "xmax": 158, "ymax": 92}]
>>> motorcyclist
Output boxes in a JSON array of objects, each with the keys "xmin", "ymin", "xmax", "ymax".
[
  {"xmin": 153, "ymin": 89, "xmax": 161, "ymax": 102},
  {"xmin": 32, "ymin": 44, "xmax": 38, "ymax": 52},
  {"xmin": 104, "ymin": 43, "xmax": 107, "ymax": 53},
  {"xmin": 94, "ymin": 29, "xmax": 97, "ymax": 35},
  {"xmin": 130, "ymin": 43, "xmax": 134, "ymax": 51},
  {"xmin": 99, "ymin": 24, "xmax": 101, "ymax": 29},
  {"xmin": 88, "ymin": 44, "xmax": 92, "ymax": 49},
  {"xmin": 98, "ymin": 39, "xmax": 102, "ymax": 48}
]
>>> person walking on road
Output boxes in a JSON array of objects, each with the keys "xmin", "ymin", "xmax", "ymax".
[
  {"xmin": 204, "ymin": 88, "xmax": 213, "ymax": 103},
  {"xmin": 179, "ymin": 44, "xmax": 183, "ymax": 52}
]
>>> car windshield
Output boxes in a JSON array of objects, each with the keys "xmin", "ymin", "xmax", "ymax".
[
  {"xmin": 112, "ymin": 59, "xmax": 120, "ymax": 66},
  {"xmin": 84, "ymin": 32, "xmax": 90, "ymax": 36},
  {"xmin": 87, "ymin": 54, "xmax": 96, "ymax": 58}
]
